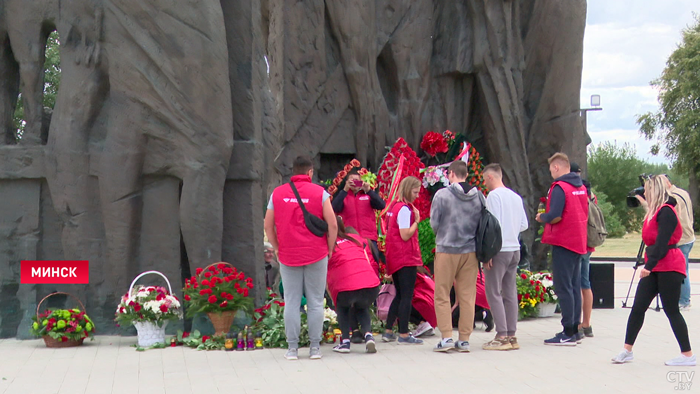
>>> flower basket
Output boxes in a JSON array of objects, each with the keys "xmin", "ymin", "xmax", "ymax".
[
  {"xmin": 207, "ymin": 310, "xmax": 236, "ymax": 336},
  {"xmin": 117, "ymin": 270, "xmax": 182, "ymax": 346},
  {"xmin": 536, "ymin": 302, "xmax": 557, "ymax": 318},
  {"xmin": 134, "ymin": 320, "xmax": 169, "ymax": 347},
  {"xmin": 34, "ymin": 292, "xmax": 95, "ymax": 348},
  {"xmin": 183, "ymin": 262, "xmax": 254, "ymax": 335}
]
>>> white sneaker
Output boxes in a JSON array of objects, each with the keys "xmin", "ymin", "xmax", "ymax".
[
  {"xmin": 611, "ymin": 349, "xmax": 634, "ymax": 364},
  {"xmin": 679, "ymin": 304, "xmax": 691, "ymax": 311},
  {"xmin": 433, "ymin": 338, "xmax": 454, "ymax": 352},
  {"xmin": 665, "ymin": 354, "xmax": 696, "ymax": 366},
  {"xmin": 414, "ymin": 321, "xmax": 434, "ymax": 337}
]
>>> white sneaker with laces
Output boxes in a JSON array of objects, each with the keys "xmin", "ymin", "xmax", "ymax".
[
  {"xmin": 414, "ymin": 321, "xmax": 434, "ymax": 337},
  {"xmin": 665, "ymin": 354, "xmax": 696, "ymax": 366},
  {"xmin": 611, "ymin": 349, "xmax": 633, "ymax": 364}
]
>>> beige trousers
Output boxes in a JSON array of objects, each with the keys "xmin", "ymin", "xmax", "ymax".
[{"xmin": 434, "ymin": 252, "xmax": 479, "ymax": 341}]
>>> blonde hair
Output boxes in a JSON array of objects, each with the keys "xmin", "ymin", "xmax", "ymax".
[
  {"xmin": 644, "ymin": 175, "xmax": 671, "ymax": 222},
  {"xmin": 548, "ymin": 152, "xmax": 570, "ymax": 168},
  {"xmin": 397, "ymin": 176, "xmax": 421, "ymax": 204}
]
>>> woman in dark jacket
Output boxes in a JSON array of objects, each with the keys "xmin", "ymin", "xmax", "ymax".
[{"xmin": 612, "ymin": 175, "xmax": 694, "ymax": 366}]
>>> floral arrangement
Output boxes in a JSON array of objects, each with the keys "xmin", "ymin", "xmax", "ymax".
[
  {"xmin": 420, "ymin": 131, "xmax": 449, "ymax": 157},
  {"xmin": 31, "ymin": 309, "xmax": 95, "ymax": 342},
  {"xmin": 327, "ymin": 159, "xmax": 377, "ymax": 197},
  {"xmin": 115, "ymin": 286, "xmax": 182, "ymax": 327},
  {"xmin": 517, "ymin": 271, "xmax": 557, "ymax": 319},
  {"xmin": 183, "ymin": 264, "xmax": 255, "ymax": 318},
  {"xmin": 377, "ymin": 137, "xmax": 425, "ymax": 200},
  {"xmin": 252, "ymin": 290, "xmax": 338, "ymax": 348},
  {"xmin": 421, "ymin": 166, "xmax": 449, "ymax": 189},
  {"xmin": 176, "ymin": 330, "xmax": 226, "ymax": 351}
]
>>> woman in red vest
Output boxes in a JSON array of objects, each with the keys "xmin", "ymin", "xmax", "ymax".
[
  {"xmin": 328, "ymin": 216, "xmax": 381, "ymax": 354},
  {"xmin": 383, "ymin": 176, "xmax": 424, "ymax": 344},
  {"xmin": 332, "ymin": 168, "xmax": 386, "ymax": 242},
  {"xmin": 612, "ymin": 175, "xmax": 694, "ymax": 366}
]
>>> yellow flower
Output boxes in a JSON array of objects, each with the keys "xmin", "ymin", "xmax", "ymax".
[{"xmin": 529, "ymin": 298, "xmax": 537, "ymax": 307}]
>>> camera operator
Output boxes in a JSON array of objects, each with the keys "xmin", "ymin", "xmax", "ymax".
[{"xmin": 611, "ymin": 175, "xmax": 694, "ymax": 366}]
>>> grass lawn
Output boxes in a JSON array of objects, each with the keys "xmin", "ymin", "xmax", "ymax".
[{"xmin": 593, "ymin": 232, "xmax": 700, "ymax": 259}]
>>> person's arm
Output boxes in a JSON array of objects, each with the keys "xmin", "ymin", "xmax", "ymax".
[
  {"xmin": 367, "ymin": 190, "xmax": 386, "ymax": 210},
  {"xmin": 399, "ymin": 206, "xmax": 419, "ymax": 241},
  {"xmin": 520, "ymin": 200, "xmax": 529, "ymax": 232},
  {"xmin": 264, "ymin": 209, "xmax": 278, "ymax": 252},
  {"xmin": 539, "ymin": 186, "xmax": 565, "ymax": 224},
  {"xmin": 331, "ymin": 190, "xmax": 348, "ymax": 213},
  {"xmin": 430, "ymin": 194, "xmax": 441, "ymax": 234},
  {"xmin": 322, "ymin": 197, "xmax": 338, "ymax": 259},
  {"xmin": 644, "ymin": 206, "xmax": 678, "ymax": 272}
]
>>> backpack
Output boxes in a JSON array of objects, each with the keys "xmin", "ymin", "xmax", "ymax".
[
  {"xmin": 587, "ymin": 195, "xmax": 607, "ymax": 248},
  {"xmin": 475, "ymin": 191, "xmax": 503, "ymax": 263}
]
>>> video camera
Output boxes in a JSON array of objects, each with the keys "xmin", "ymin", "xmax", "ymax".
[{"xmin": 626, "ymin": 174, "xmax": 653, "ymax": 208}]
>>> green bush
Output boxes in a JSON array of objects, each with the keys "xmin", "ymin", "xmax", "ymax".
[{"xmin": 593, "ymin": 189, "xmax": 626, "ymax": 238}]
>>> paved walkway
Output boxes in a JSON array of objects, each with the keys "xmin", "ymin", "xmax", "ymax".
[{"xmin": 1, "ymin": 267, "xmax": 698, "ymax": 394}]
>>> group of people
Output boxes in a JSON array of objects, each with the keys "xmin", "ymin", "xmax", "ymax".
[{"xmin": 263, "ymin": 153, "xmax": 695, "ymax": 366}]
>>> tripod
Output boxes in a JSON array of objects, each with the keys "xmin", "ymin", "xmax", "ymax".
[{"xmin": 622, "ymin": 240, "xmax": 662, "ymax": 311}]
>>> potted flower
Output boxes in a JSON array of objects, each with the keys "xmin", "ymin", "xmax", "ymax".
[
  {"xmin": 31, "ymin": 292, "xmax": 96, "ymax": 348},
  {"xmin": 183, "ymin": 262, "xmax": 254, "ymax": 336},
  {"xmin": 115, "ymin": 271, "xmax": 183, "ymax": 347},
  {"xmin": 531, "ymin": 272, "xmax": 557, "ymax": 317},
  {"xmin": 517, "ymin": 271, "xmax": 557, "ymax": 319}
]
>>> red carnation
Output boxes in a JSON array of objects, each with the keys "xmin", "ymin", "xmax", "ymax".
[
  {"xmin": 236, "ymin": 288, "xmax": 244, "ymax": 295},
  {"xmin": 237, "ymin": 272, "xmax": 245, "ymax": 280},
  {"xmin": 521, "ymin": 274, "xmax": 528, "ymax": 280},
  {"xmin": 217, "ymin": 263, "xmax": 226, "ymax": 269},
  {"xmin": 199, "ymin": 289, "xmax": 212, "ymax": 296},
  {"xmin": 530, "ymin": 280, "xmax": 535, "ymax": 285},
  {"xmin": 525, "ymin": 294, "xmax": 530, "ymax": 299},
  {"xmin": 208, "ymin": 295, "xmax": 218, "ymax": 303},
  {"xmin": 202, "ymin": 335, "xmax": 210, "ymax": 343},
  {"xmin": 184, "ymin": 295, "xmax": 191, "ymax": 301},
  {"xmin": 160, "ymin": 304, "xmax": 168, "ymax": 313},
  {"xmin": 246, "ymin": 282, "xmax": 254, "ymax": 289},
  {"xmin": 517, "ymin": 294, "xmax": 522, "ymax": 301},
  {"xmin": 226, "ymin": 294, "xmax": 234, "ymax": 300},
  {"xmin": 196, "ymin": 268, "xmax": 203, "ymax": 275},
  {"xmin": 182, "ymin": 331, "xmax": 190, "ymax": 338},
  {"xmin": 219, "ymin": 301, "xmax": 228, "ymax": 308},
  {"xmin": 208, "ymin": 266, "xmax": 216, "ymax": 272},
  {"xmin": 204, "ymin": 272, "xmax": 212, "ymax": 278},
  {"xmin": 133, "ymin": 303, "xmax": 142, "ymax": 312},
  {"xmin": 243, "ymin": 289, "xmax": 249, "ymax": 297}
]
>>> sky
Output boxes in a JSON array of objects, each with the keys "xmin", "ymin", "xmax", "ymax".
[{"xmin": 581, "ymin": 0, "xmax": 698, "ymax": 165}]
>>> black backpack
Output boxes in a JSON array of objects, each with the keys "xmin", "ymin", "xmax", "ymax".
[{"xmin": 475, "ymin": 191, "xmax": 503, "ymax": 263}]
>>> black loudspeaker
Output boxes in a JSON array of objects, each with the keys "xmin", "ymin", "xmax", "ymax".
[{"xmin": 589, "ymin": 263, "xmax": 615, "ymax": 309}]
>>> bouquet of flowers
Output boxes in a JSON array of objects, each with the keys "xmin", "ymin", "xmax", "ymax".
[
  {"xmin": 115, "ymin": 286, "xmax": 182, "ymax": 327},
  {"xmin": 327, "ymin": 159, "xmax": 377, "ymax": 197},
  {"xmin": 517, "ymin": 271, "xmax": 557, "ymax": 319},
  {"xmin": 31, "ymin": 308, "xmax": 96, "ymax": 342},
  {"xmin": 183, "ymin": 264, "xmax": 255, "ymax": 318}
]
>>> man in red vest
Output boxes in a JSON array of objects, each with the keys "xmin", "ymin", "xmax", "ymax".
[
  {"xmin": 264, "ymin": 156, "xmax": 338, "ymax": 360},
  {"xmin": 536, "ymin": 152, "xmax": 588, "ymax": 346}
]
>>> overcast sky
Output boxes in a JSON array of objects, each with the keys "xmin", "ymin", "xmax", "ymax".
[{"xmin": 581, "ymin": 0, "xmax": 698, "ymax": 164}]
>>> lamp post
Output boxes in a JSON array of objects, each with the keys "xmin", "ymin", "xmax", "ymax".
[{"xmin": 580, "ymin": 94, "xmax": 602, "ymax": 176}]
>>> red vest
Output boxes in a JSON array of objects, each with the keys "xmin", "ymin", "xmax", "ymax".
[
  {"xmin": 385, "ymin": 202, "xmax": 423, "ymax": 275},
  {"xmin": 642, "ymin": 204, "xmax": 685, "ymax": 275},
  {"xmin": 412, "ymin": 273, "xmax": 437, "ymax": 328},
  {"xmin": 272, "ymin": 175, "xmax": 328, "ymax": 266},
  {"xmin": 542, "ymin": 181, "xmax": 589, "ymax": 255},
  {"xmin": 339, "ymin": 191, "xmax": 380, "ymax": 241},
  {"xmin": 327, "ymin": 234, "xmax": 380, "ymax": 304}
]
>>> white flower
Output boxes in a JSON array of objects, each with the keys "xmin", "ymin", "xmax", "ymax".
[{"xmin": 323, "ymin": 308, "xmax": 337, "ymax": 325}]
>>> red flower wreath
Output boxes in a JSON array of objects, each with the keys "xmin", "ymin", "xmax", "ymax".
[{"xmin": 327, "ymin": 159, "xmax": 368, "ymax": 198}]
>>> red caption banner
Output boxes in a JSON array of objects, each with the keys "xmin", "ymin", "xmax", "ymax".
[{"xmin": 21, "ymin": 261, "xmax": 89, "ymax": 284}]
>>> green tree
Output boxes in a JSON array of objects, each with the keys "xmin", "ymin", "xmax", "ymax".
[
  {"xmin": 13, "ymin": 30, "xmax": 61, "ymax": 137},
  {"xmin": 637, "ymin": 14, "xmax": 700, "ymax": 226},
  {"xmin": 592, "ymin": 189, "xmax": 626, "ymax": 238}
]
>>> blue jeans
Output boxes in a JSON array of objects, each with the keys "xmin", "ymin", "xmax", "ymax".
[
  {"xmin": 580, "ymin": 252, "xmax": 592, "ymax": 290},
  {"xmin": 679, "ymin": 242, "xmax": 693, "ymax": 306}
]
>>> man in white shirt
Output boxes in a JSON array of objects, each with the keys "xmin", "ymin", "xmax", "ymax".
[{"xmin": 481, "ymin": 163, "xmax": 529, "ymax": 351}]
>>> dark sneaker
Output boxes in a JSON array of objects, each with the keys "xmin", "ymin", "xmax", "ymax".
[
  {"xmin": 397, "ymin": 334, "xmax": 423, "ymax": 345},
  {"xmin": 333, "ymin": 341, "xmax": 351, "ymax": 353},
  {"xmin": 433, "ymin": 338, "xmax": 454, "ymax": 352},
  {"xmin": 365, "ymin": 334, "xmax": 377, "ymax": 353},
  {"xmin": 351, "ymin": 329, "xmax": 365, "ymax": 344},
  {"xmin": 455, "ymin": 340, "xmax": 470, "ymax": 352},
  {"xmin": 544, "ymin": 332, "xmax": 577, "ymax": 346},
  {"xmin": 582, "ymin": 326, "xmax": 594, "ymax": 337},
  {"xmin": 484, "ymin": 311, "xmax": 494, "ymax": 332},
  {"xmin": 382, "ymin": 332, "xmax": 397, "ymax": 342},
  {"xmin": 575, "ymin": 332, "xmax": 584, "ymax": 344}
]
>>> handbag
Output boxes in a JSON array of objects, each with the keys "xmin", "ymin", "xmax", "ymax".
[
  {"xmin": 289, "ymin": 181, "xmax": 328, "ymax": 237},
  {"xmin": 376, "ymin": 283, "xmax": 396, "ymax": 321}
]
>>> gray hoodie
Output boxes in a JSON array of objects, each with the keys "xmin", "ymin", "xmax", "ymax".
[{"xmin": 430, "ymin": 182, "xmax": 482, "ymax": 254}]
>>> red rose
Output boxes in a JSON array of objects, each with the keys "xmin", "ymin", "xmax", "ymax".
[
  {"xmin": 204, "ymin": 272, "xmax": 212, "ymax": 278},
  {"xmin": 243, "ymin": 289, "xmax": 249, "ymax": 297},
  {"xmin": 133, "ymin": 303, "xmax": 142, "ymax": 312},
  {"xmin": 535, "ymin": 286, "xmax": 540, "ymax": 291},
  {"xmin": 219, "ymin": 301, "xmax": 228, "ymax": 308},
  {"xmin": 530, "ymin": 280, "xmax": 535, "ymax": 285},
  {"xmin": 521, "ymin": 274, "xmax": 528, "ymax": 280},
  {"xmin": 160, "ymin": 304, "xmax": 169, "ymax": 313},
  {"xmin": 246, "ymin": 282, "xmax": 254, "ymax": 289},
  {"xmin": 156, "ymin": 294, "xmax": 165, "ymax": 301},
  {"xmin": 196, "ymin": 268, "xmax": 203, "ymax": 275},
  {"xmin": 208, "ymin": 266, "xmax": 216, "ymax": 272},
  {"xmin": 217, "ymin": 263, "xmax": 226, "ymax": 269},
  {"xmin": 184, "ymin": 295, "xmax": 191, "ymax": 301},
  {"xmin": 236, "ymin": 288, "xmax": 244, "ymax": 295},
  {"xmin": 237, "ymin": 272, "xmax": 245, "ymax": 280},
  {"xmin": 517, "ymin": 294, "xmax": 522, "ymax": 301},
  {"xmin": 208, "ymin": 295, "xmax": 218, "ymax": 303},
  {"xmin": 182, "ymin": 331, "xmax": 190, "ymax": 338},
  {"xmin": 226, "ymin": 294, "xmax": 234, "ymax": 300},
  {"xmin": 540, "ymin": 197, "xmax": 547, "ymax": 204},
  {"xmin": 263, "ymin": 304, "xmax": 271, "ymax": 310},
  {"xmin": 202, "ymin": 335, "xmax": 210, "ymax": 343},
  {"xmin": 201, "ymin": 279, "xmax": 210, "ymax": 287},
  {"xmin": 525, "ymin": 294, "xmax": 530, "ymax": 299}
]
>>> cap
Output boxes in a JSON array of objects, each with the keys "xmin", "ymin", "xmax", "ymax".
[{"xmin": 570, "ymin": 162, "xmax": 581, "ymax": 173}]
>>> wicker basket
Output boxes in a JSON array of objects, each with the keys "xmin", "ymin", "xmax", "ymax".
[
  {"xmin": 127, "ymin": 271, "xmax": 176, "ymax": 346},
  {"xmin": 37, "ymin": 292, "xmax": 87, "ymax": 348},
  {"xmin": 200, "ymin": 262, "xmax": 238, "ymax": 336}
]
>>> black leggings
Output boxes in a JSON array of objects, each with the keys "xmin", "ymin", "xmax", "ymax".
[
  {"xmin": 387, "ymin": 266, "xmax": 417, "ymax": 334},
  {"xmin": 336, "ymin": 286, "xmax": 380, "ymax": 340},
  {"xmin": 625, "ymin": 271, "xmax": 691, "ymax": 352}
]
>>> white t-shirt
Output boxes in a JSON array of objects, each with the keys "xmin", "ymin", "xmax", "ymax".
[
  {"xmin": 398, "ymin": 206, "xmax": 412, "ymax": 229},
  {"xmin": 486, "ymin": 187, "xmax": 528, "ymax": 252}
]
